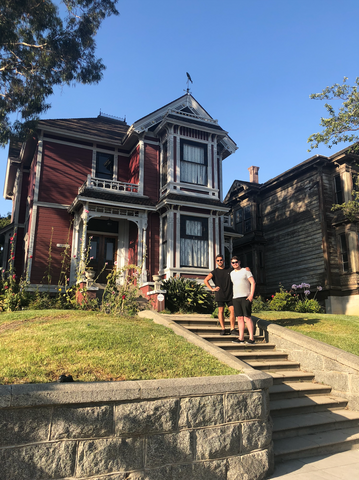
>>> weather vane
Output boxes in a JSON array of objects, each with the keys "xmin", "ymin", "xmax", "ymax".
[{"xmin": 185, "ymin": 72, "xmax": 193, "ymax": 94}]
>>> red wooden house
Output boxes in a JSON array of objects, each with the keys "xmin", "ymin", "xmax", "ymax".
[{"xmin": 2, "ymin": 94, "xmax": 237, "ymax": 290}]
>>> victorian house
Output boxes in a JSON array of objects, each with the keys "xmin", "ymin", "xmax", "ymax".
[
  {"xmin": 224, "ymin": 147, "xmax": 359, "ymax": 315},
  {"xmin": 2, "ymin": 94, "xmax": 237, "ymax": 290}
]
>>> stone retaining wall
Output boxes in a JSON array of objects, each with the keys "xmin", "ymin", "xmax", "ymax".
[
  {"xmin": 0, "ymin": 375, "xmax": 273, "ymax": 480},
  {"xmin": 257, "ymin": 318, "xmax": 359, "ymax": 411}
]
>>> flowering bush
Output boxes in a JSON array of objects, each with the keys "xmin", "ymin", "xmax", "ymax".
[
  {"xmin": 264, "ymin": 282, "xmax": 324, "ymax": 313},
  {"xmin": 0, "ymin": 230, "xmax": 30, "ymax": 311},
  {"xmin": 101, "ymin": 264, "xmax": 141, "ymax": 315},
  {"xmin": 162, "ymin": 277, "xmax": 215, "ymax": 314}
]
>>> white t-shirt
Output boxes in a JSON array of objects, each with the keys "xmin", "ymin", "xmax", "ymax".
[{"xmin": 230, "ymin": 268, "xmax": 253, "ymax": 298}]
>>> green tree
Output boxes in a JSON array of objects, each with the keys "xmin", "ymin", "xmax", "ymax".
[
  {"xmin": 0, "ymin": 212, "xmax": 11, "ymax": 229},
  {"xmin": 0, "ymin": 0, "xmax": 119, "ymax": 146},
  {"xmin": 307, "ymin": 77, "xmax": 359, "ymax": 152}
]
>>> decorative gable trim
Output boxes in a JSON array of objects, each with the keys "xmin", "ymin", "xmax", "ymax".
[{"xmin": 132, "ymin": 94, "xmax": 216, "ymax": 134}]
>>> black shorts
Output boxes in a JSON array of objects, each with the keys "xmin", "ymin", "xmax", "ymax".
[
  {"xmin": 233, "ymin": 297, "xmax": 252, "ymax": 317},
  {"xmin": 217, "ymin": 300, "xmax": 233, "ymax": 308}
]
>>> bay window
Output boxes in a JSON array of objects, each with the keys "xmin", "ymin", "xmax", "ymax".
[
  {"xmin": 180, "ymin": 140, "xmax": 207, "ymax": 186},
  {"xmin": 180, "ymin": 216, "xmax": 208, "ymax": 267}
]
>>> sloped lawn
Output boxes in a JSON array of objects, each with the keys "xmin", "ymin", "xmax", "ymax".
[
  {"xmin": 255, "ymin": 311, "xmax": 359, "ymax": 356},
  {"xmin": 0, "ymin": 310, "xmax": 238, "ymax": 384}
]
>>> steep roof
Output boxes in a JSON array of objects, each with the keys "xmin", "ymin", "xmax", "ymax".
[{"xmin": 37, "ymin": 116, "xmax": 129, "ymax": 144}]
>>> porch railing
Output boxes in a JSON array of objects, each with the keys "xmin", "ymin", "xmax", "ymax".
[{"xmin": 78, "ymin": 175, "xmax": 139, "ymax": 195}]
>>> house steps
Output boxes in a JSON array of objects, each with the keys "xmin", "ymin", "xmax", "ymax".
[{"xmin": 167, "ymin": 314, "xmax": 359, "ymax": 463}]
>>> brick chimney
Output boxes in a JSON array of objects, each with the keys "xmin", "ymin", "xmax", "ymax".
[{"xmin": 248, "ymin": 166, "xmax": 259, "ymax": 183}]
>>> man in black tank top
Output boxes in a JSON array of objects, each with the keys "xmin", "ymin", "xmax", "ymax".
[{"xmin": 204, "ymin": 254, "xmax": 238, "ymax": 336}]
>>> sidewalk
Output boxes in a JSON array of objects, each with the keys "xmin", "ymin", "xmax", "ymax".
[{"xmin": 268, "ymin": 448, "xmax": 359, "ymax": 479}]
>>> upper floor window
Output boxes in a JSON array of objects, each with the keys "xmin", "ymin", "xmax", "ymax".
[
  {"xmin": 161, "ymin": 216, "xmax": 168, "ymax": 269},
  {"xmin": 96, "ymin": 152, "xmax": 114, "ymax": 180},
  {"xmin": 334, "ymin": 175, "xmax": 343, "ymax": 204},
  {"xmin": 180, "ymin": 140, "xmax": 207, "ymax": 186},
  {"xmin": 339, "ymin": 233, "xmax": 349, "ymax": 272},
  {"xmin": 352, "ymin": 173, "xmax": 359, "ymax": 192},
  {"xmin": 234, "ymin": 205, "xmax": 251, "ymax": 234},
  {"xmin": 180, "ymin": 215, "xmax": 208, "ymax": 267},
  {"xmin": 161, "ymin": 142, "xmax": 168, "ymax": 188}
]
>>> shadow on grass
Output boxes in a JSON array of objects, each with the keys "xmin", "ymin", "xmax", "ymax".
[{"xmin": 271, "ymin": 317, "xmax": 322, "ymax": 328}]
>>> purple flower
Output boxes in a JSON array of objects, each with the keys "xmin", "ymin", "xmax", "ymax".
[
  {"xmin": 304, "ymin": 290, "xmax": 310, "ymax": 296},
  {"xmin": 291, "ymin": 284, "xmax": 297, "ymax": 290},
  {"xmin": 317, "ymin": 286, "xmax": 322, "ymax": 291}
]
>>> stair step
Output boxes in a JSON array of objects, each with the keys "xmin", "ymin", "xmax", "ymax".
[
  {"xmin": 270, "ymin": 395, "xmax": 348, "ymax": 417},
  {"xmin": 269, "ymin": 371, "xmax": 316, "ymax": 383},
  {"xmin": 274, "ymin": 426, "xmax": 359, "ymax": 462},
  {"xmin": 269, "ymin": 382, "xmax": 332, "ymax": 400},
  {"xmin": 247, "ymin": 360, "xmax": 301, "ymax": 370},
  {"xmin": 272, "ymin": 409, "xmax": 359, "ymax": 439},
  {"xmin": 202, "ymin": 337, "xmax": 272, "ymax": 346},
  {"xmin": 228, "ymin": 351, "xmax": 288, "ymax": 361}
]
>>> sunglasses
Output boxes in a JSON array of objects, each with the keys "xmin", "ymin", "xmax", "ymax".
[
  {"xmin": 231, "ymin": 261, "xmax": 239, "ymax": 264},
  {"xmin": 216, "ymin": 259, "xmax": 224, "ymax": 262}
]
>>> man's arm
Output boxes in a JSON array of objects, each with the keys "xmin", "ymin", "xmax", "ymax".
[
  {"xmin": 204, "ymin": 272, "xmax": 219, "ymax": 292},
  {"xmin": 247, "ymin": 276, "xmax": 256, "ymax": 302}
]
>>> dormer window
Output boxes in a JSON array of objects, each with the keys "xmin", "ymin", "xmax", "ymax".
[
  {"xmin": 180, "ymin": 140, "xmax": 207, "ymax": 186},
  {"xmin": 96, "ymin": 152, "xmax": 114, "ymax": 180}
]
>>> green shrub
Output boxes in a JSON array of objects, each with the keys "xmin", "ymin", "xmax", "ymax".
[
  {"xmin": 211, "ymin": 305, "xmax": 230, "ymax": 318},
  {"xmin": 161, "ymin": 277, "xmax": 215, "ymax": 314},
  {"xmin": 295, "ymin": 298, "xmax": 323, "ymax": 313},
  {"xmin": 252, "ymin": 296, "xmax": 270, "ymax": 312},
  {"xmin": 269, "ymin": 287, "xmax": 297, "ymax": 311}
]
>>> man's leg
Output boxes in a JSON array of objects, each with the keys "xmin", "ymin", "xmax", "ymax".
[
  {"xmin": 229, "ymin": 305, "xmax": 236, "ymax": 331},
  {"xmin": 237, "ymin": 316, "xmax": 245, "ymax": 341},
  {"xmin": 217, "ymin": 306, "xmax": 226, "ymax": 330},
  {"xmin": 244, "ymin": 316, "xmax": 255, "ymax": 341}
]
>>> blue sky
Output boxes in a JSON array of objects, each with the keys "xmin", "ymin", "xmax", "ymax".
[{"xmin": 1, "ymin": 0, "xmax": 359, "ymax": 215}]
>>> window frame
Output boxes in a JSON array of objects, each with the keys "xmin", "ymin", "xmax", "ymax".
[
  {"xmin": 180, "ymin": 215, "xmax": 208, "ymax": 268},
  {"xmin": 96, "ymin": 152, "xmax": 114, "ymax": 180},
  {"xmin": 180, "ymin": 139, "xmax": 208, "ymax": 186}
]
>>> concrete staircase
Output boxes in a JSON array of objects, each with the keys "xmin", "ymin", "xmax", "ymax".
[{"xmin": 164, "ymin": 314, "xmax": 359, "ymax": 463}]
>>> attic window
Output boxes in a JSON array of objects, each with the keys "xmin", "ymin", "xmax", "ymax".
[{"xmin": 96, "ymin": 152, "xmax": 114, "ymax": 180}]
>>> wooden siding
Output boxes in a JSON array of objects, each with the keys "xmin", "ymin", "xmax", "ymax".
[
  {"xmin": 18, "ymin": 172, "xmax": 29, "ymax": 225},
  {"xmin": 261, "ymin": 173, "xmax": 326, "ymax": 292},
  {"xmin": 128, "ymin": 221, "xmax": 138, "ymax": 266},
  {"xmin": 144, "ymin": 144, "xmax": 160, "ymax": 202},
  {"xmin": 128, "ymin": 147, "xmax": 139, "ymax": 184},
  {"xmin": 117, "ymin": 154, "xmax": 130, "ymax": 183},
  {"xmin": 31, "ymin": 207, "xmax": 73, "ymax": 284},
  {"xmin": 14, "ymin": 227, "xmax": 25, "ymax": 278},
  {"xmin": 211, "ymin": 145, "xmax": 215, "ymax": 189},
  {"xmin": 39, "ymin": 142, "xmax": 92, "ymax": 205},
  {"xmin": 147, "ymin": 213, "xmax": 160, "ymax": 277},
  {"xmin": 173, "ymin": 136, "xmax": 177, "ymax": 183}
]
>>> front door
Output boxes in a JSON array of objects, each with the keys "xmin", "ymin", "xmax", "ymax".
[{"xmin": 87, "ymin": 235, "xmax": 117, "ymax": 283}]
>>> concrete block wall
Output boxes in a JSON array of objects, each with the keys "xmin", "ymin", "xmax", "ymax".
[
  {"xmin": 0, "ymin": 375, "xmax": 273, "ymax": 480},
  {"xmin": 258, "ymin": 318, "xmax": 359, "ymax": 411}
]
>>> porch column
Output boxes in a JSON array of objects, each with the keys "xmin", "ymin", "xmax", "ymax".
[{"xmin": 70, "ymin": 214, "xmax": 81, "ymax": 284}]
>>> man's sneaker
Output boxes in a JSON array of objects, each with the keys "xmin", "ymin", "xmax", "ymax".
[
  {"xmin": 230, "ymin": 329, "xmax": 239, "ymax": 336},
  {"xmin": 220, "ymin": 329, "xmax": 230, "ymax": 336},
  {"xmin": 232, "ymin": 338, "xmax": 245, "ymax": 344},
  {"xmin": 246, "ymin": 339, "xmax": 255, "ymax": 345}
]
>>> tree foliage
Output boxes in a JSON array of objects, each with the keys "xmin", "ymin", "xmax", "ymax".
[
  {"xmin": 307, "ymin": 77, "xmax": 359, "ymax": 151},
  {"xmin": 0, "ymin": 0, "xmax": 119, "ymax": 146}
]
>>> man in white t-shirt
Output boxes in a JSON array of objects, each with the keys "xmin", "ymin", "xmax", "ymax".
[{"xmin": 230, "ymin": 256, "xmax": 256, "ymax": 344}]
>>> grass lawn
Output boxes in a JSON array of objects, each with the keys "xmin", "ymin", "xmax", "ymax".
[
  {"xmin": 0, "ymin": 310, "xmax": 238, "ymax": 385},
  {"xmin": 255, "ymin": 311, "xmax": 359, "ymax": 356}
]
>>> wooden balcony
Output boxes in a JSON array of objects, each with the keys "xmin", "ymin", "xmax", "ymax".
[{"xmin": 78, "ymin": 175, "xmax": 139, "ymax": 195}]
